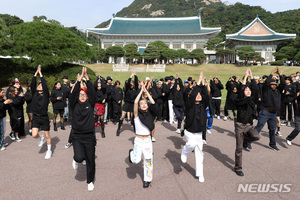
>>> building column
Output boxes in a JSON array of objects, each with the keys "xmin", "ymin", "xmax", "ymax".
[
  {"xmin": 193, "ymin": 42, "xmax": 196, "ymax": 50},
  {"xmin": 181, "ymin": 42, "xmax": 185, "ymax": 49},
  {"xmin": 101, "ymin": 42, "xmax": 104, "ymax": 49},
  {"xmin": 169, "ymin": 42, "xmax": 173, "ymax": 49},
  {"xmin": 206, "ymin": 55, "xmax": 209, "ymax": 63}
]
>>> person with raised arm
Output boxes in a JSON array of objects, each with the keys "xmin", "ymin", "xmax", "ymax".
[
  {"xmin": 234, "ymin": 68, "xmax": 260, "ymax": 176},
  {"xmin": 30, "ymin": 65, "xmax": 52, "ymax": 159},
  {"xmin": 181, "ymin": 72, "xmax": 209, "ymax": 183},
  {"xmin": 70, "ymin": 67, "xmax": 97, "ymax": 191},
  {"xmin": 128, "ymin": 82, "xmax": 156, "ymax": 188}
]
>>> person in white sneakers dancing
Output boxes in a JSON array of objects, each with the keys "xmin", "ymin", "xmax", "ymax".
[
  {"xmin": 30, "ymin": 65, "xmax": 52, "ymax": 159},
  {"xmin": 129, "ymin": 82, "xmax": 156, "ymax": 188},
  {"xmin": 181, "ymin": 72, "xmax": 209, "ymax": 183},
  {"xmin": 70, "ymin": 67, "xmax": 96, "ymax": 191}
]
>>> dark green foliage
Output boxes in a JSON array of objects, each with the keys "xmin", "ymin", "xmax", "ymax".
[
  {"xmin": 105, "ymin": 46, "xmax": 125, "ymax": 63},
  {"xmin": 143, "ymin": 41, "xmax": 169, "ymax": 63},
  {"xmin": 9, "ymin": 21, "xmax": 93, "ymax": 68},
  {"xmin": 0, "ymin": 18, "xmax": 13, "ymax": 55},
  {"xmin": 0, "ymin": 14, "xmax": 24, "ymax": 27},
  {"xmin": 124, "ymin": 43, "xmax": 141, "ymax": 64},
  {"xmin": 273, "ymin": 46, "xmax": 298, "ymax": 60},
  {"xmin": 190, "ymin": 49, "xmax": 206, "ymax": 64},
  {"xmin": 236, "ymin": 46, "xmax": 259, "ymax": 62}
]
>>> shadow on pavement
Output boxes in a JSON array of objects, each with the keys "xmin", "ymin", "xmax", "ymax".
[
  {"xmin": 204, "ymin": 145, "xmax": 235, "ymax": 171},
  {"xmin": 165, "ymin": 149, "xmax": 196, "ymax": 177},
  {"xmin": 125, "ymin": 157, "xmax": 143, "ymax": 181},
  {"xmin": 167, "ymin": 136, "xmax": 185, "ymax": 150},
  {"xmin": 161, "ymin": 122, "xmax": 177, "ymax": 132}
]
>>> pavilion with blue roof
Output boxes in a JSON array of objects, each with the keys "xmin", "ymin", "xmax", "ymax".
[
  {"xmin": 226, "ymin": 16, "xmax": 296, "ymax": 63},
  {"xmin": 87, "ymin": 14, "xmax": 221, "ymax": 63}
]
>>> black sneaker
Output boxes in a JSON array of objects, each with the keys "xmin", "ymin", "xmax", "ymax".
[
  {"xmin": 247, "ymin": 143, "xmax": 252, "ymax": 150},
  {"xmin": 269, "ymin": 145, "xmax": 279, "ymax": 151},
  {"xmin": 235, "ymin": 171, "xmax": 244, "ymax": 176},
  {"xmin": 243, "ymin": 142, "xmax": 250, "ymax": 151},
  {"xmin": 143, "ymin": 181, "xmax": 151, "ymax": 188},
  {"xmin": 128, "ymin": 149, "xmax": 133, "ymax": 163},
  {"xmin": 9, "ymin": 133, "xmax": 16, "ymax": 141}
]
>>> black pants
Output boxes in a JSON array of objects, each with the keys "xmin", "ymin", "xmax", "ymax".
[
  {"xmin": 73, "ymin": 133, "xmax": 96, "ymax": 184},
  {"xmin": 156, "ymin": 102, "xmax": 163, "ymax": 120},
  {"xmin": 287, "ymin": 116, "xmax": 300, "ymax": 141},
  {"xmin": 68, "ymin": 129, "xmax": 73, "ymax": 144},
  {"xmin": 107, "ymin": 98, "xmax": 113, "ymax": 120},
  {"xmin": 112, "ymin": 101, "xmax": 121, "ymax": 122},
  {"xmin": 281, "ymin": 101, "xmax": 293, "ymax": 121},
  {"xmin": 212, "ymin": 99, "xmax": 221, "ymax": 116},
  {"xmin": 162, "ymin": 100, "xmax": 169, "ymax": 121}
]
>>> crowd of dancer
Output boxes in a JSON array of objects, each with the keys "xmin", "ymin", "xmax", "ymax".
[{"xmin": 1, "ymin": 65, "xmax": 300, "ymax": 191}]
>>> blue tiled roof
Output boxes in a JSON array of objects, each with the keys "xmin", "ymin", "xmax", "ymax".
[
  {"xmin": 88, "ymin": 16, "xmax": 221, "ymax": 35},
  {"xmin": 227, "ymin": 34, "xmax": 296, "ymax": 41}
]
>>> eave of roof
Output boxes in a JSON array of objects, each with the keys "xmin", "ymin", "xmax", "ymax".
[{"xmin": 87, "ymin": 15, "xmax": 221, "ymax": 36}]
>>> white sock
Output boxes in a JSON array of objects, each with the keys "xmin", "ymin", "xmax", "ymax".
[
  {"xmin": 47, "ymin": 144, "xmax": 51, "ymax": 151},
  {"xmin": 29, "ymin": 129, "xmax": 32, "ymax": 133}
]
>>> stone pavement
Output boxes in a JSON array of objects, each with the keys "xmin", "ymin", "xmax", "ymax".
[{"xmin": 0, "ymin": 119, "xmax": 299, "ymax": 200}]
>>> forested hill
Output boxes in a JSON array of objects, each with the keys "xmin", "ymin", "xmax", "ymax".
[{"xmin": 96, "ymin": 0, "xmax": 300, "ymax": 38}]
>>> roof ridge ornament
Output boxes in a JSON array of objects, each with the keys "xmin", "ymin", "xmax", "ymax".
[{"xmin": 113, "ymin": 13, "xmax": 115, "ymax": 18}]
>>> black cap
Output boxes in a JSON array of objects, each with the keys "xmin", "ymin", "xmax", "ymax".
[
  {"xmin": 165, "ymin": 76, "xmax": 170, "ymax": 81},
  {"xmin": 188, "ymin": 77, "xmax": 192, "ymax": 81},
  {"xmin": 232, "ymin": 76, "xmax": 236, "ymax": 80},
  {"xmin": 107, "ymin": 76, "xmax": 112, "ymax": 80},
  {"xmin": 62, "ymin": 76, "xmax": 68, "ymax": 79},
  {"xmin": 285, "ymin": 76, "xmax": 292, "ymax": 81},
  {"xmin": 262, "ymin": 75, "xmax": 268, "ymax": 79}
]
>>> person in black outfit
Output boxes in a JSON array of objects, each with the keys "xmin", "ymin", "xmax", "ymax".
[
  {"xmin": 280, "ymin": 76, "xmax": 296, "ymax": 127},
  {"xmin": 234, "ymin": 68, "xmax": 260, "ymax": 176},
  {"xmin": 65, "ymin": 80, "xmax": 76, "ymax": 149},
  {"xmin": 173, "ymin": 73, "xmax": 184, "ymax": 134},
  {"xmin": 24, "ymin": 85, "xmax": 33, "ymax": 135},
  {"xmin": 210, "ymin": 76, "xmax": 224, "ymax": 120},
  {"xmin": 104, "ymin": 76, "xmax": 114, "ymax": 123},
  {"xmin": 6, "ymin": 78, "xmax": 25, "ymax": 136},
  {"xmin": 152, "ymin": 80, "xmax": 163, "ymax": 121},
  {"xmin": 254, "ymin": 67, "xmax": 282, "ymax": 151},
  {"xmin": 7, "ymin": 87, "xmax": 24, "ymax": 142},
  {"xmin": 116, "ymin": 73, "xmax": 139, "ymax": 136},
  {"xmin": 70, "ymin": 67, "xmax": 97, "ymax": 191},
  {"xmin": 50, "ymin": 81, "xmax": 65, "ymax": 131},
  {"xmin": 31, "ymin": 65, "xmax": 52, "ymax": 159},
  {"xmin": 94, "ymin": 76, "xmax": 107, "ymax": 138},
  {"xmin": 111, "ymin": 80, "xmax": 123, "ymax": 125}
]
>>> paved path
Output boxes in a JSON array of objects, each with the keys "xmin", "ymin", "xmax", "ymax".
[{"xmin": 1, "ymin": 119, "xmax": 299, "ymax": 200}]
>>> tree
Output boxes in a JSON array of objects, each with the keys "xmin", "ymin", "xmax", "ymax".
[
  {"xmin": 216, "ymin": 47, "xmax": 234, "ymax": 63},
  {"xmin": 105, "ymin": 46, "xmax": 125, "ymax": 63},
  {"xmin": 0, "ymin": 14, "xmax": 24, "ymax": 27},
  {"xmin": 143, "ymin": 41, "xmax": 169, "ymax": 63},
  {"xmin": 236, "ymin": 46, "xmax": 259, "ymax": 62},
  {"xmin": 177, "ymin": 49, "xmax": 190, "ymax": 63},
  {"xmin": 273, "ymin": 46, "xmax": 297, "ymax": 60},
  {"xmin": 162, "ymin": 49, "xmax": 178, "ymax": 63},
  {"xmin": 0, "ymin": 18, "xmax": 13, "ymax": 56},
  {"xmin": 205, "ymin": 37, "xmax": 224, "ymax": 50},
  {"xmin": 9, "ymin": 21, "xmax": 93, "ymax": 68},
  {"xmin": 190, "ymin": 48, "xmax": 206, "ymax": 64},
  {"xmin": 294, "ymin": 52, "xmax": 300, "ymax": 62},
  {"xmin": 124, "ymin": 43, "xmax": 141, "ymax": 64}
]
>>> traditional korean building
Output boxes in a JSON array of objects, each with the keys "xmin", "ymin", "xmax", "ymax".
[
  {"xmin": 87, "ymin": 14, "xmax": 221, "ymax": 63},
  {"xmin": 226, "ymin": 16, "xmax": 296, "ymax": 63}
]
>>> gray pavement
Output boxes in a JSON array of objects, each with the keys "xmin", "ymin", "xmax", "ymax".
[{"xmin": 0, "ymin": 119, "xmax": 299, "ymax": 200}]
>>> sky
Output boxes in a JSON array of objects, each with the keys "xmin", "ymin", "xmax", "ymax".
[{"xmin": 0, "ymin": 0, "xmax": 299, "ymax": 31}]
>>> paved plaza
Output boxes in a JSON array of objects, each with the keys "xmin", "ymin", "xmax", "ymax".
[{"xmin": 1, "ymin": 118, "xmax": 299, "ymax": 200}]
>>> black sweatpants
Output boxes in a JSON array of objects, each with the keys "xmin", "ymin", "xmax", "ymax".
[
  {"xmin": 72, "ymin": 132, "xmax": 96, "ymax": 184},
  {"xmin": 212, "ymin": 99, "xmax": 221, "ymax": 116},
  {"xmin": 112, "ymin": 101, "xmax": 121, "ymax": 122},
  {"xmin": 287, "ymin": 116, "xmax": 300, "ymax": 141}
]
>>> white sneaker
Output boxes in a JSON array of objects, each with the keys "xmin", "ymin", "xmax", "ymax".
[
  {"xmin": 198, "ymin": 176, "xmax": 205, "ymax": 183},
  {"xmin": 72, "ymin": 159, "xmax": 78, "ymax": 170},
  {"xmin": 223, "ymin": 116, "xmax": 227, "ymax": 121},
  {"xmin": 203, "ymin": 140, "xmax": 207, "ymax": 145},
  {"xmin": 65, "ymin": 142, "xmax": 72, "ymax": 149},
  {"xmin": 15, "ymin": 136, "xmax": 22, "ymax": 142},
  {"xmin": 38, "ymin": 135, "xmax": 45, "ymax": 147},
  {"xmin": 88, "ymin": 182, "xmax": 94, "ymax": 191},
  {"xmin": 176, "ymin": 129, "xmax": 181, "ymax": 134},
  {"xmin": 82, "ymin": 160, "xmax": 86, "ymax": 166},
  {"xmin": 45, "ymin": 150, "xmax": 52, "ymax": 159},
  {"xmin": 163, "ymin": 120, "xmax": 167, "ymax": 123},
  {"xmin": 207, "ymin": 130, "xmax": 212, "ymax": 134},
  {"xmin": 217, "ymin": 116, "xmax": 220, "ymax": 120},
  {"xmin": 151, "ymin": 137, "xmax": 156, "ymax": 142},
  {"xmin": 286, "ymin": 139, "xmax": 292, "ymax": 146},
  {"xmin": 287, "ymin": 121, "xmax": 291, "ymax": 127},
  {"xmin": 181, "ymin": 152, "xmax": 187, "ymax": 163},
  {"xmin": 173, "ymin": 121, "xmax": 177, "ymax": 124},
  {"xmin": 0, "ymin": 146, "xmax": 6, "ymax": 151}
]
